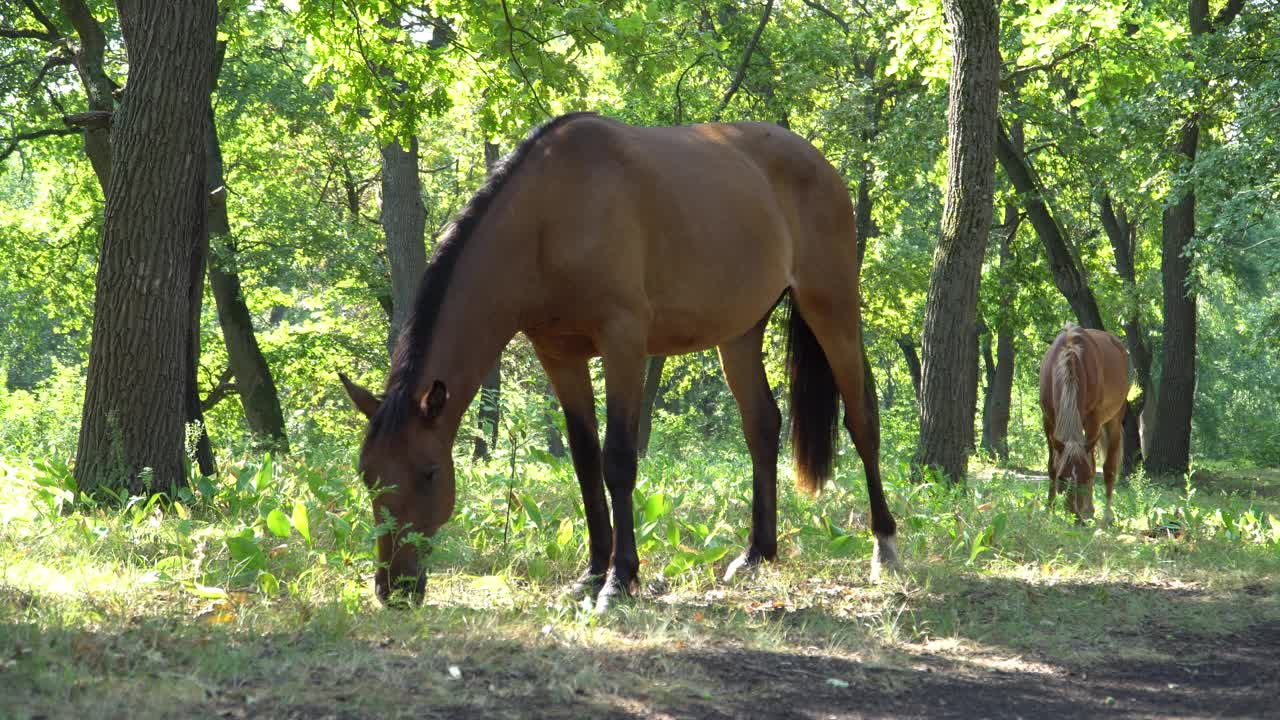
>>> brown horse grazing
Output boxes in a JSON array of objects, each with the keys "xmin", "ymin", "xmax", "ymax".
[
  {"xmin": 339, "ymin": 112, "xmax": 899, "ymax": 609},
  {"xmin": 1038, "ymin": 322, "xmax": 1130, "ymax": 526}
]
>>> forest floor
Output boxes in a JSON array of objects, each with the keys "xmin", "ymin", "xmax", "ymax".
[{"xmin": 2, "ymin": 459, "xmax": 1278, "ymax": 719}]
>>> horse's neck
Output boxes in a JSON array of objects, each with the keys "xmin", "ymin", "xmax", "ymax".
[{"xmin": 419, "ymin": 213, "xmax": 529, "ymax": 442}]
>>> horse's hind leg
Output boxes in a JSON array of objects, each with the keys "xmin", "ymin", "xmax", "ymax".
[
  {"xmin": 791, "ymin": 288, "xmax": 899, "ymax": 578},
  {"xmin": 717, "ymin": 317, "xmax": 782, "ymax": 582},
  {"xmin": 535, "ymin": 349, "xmax": 613, "ymax": 595},
  {"xmin": 1101, "ymin": 417, "xmax": 1123, "ymax": 528}
]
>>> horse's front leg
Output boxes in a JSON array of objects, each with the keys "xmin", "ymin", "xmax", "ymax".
[
  {"xmin": 536, "ymin": 350, "xmax": 613, "ymax": 596},
  {"xmin": 1101, "ymin": 418, "xmax": 1123, "ymax": 528},
  {"xmin": 596, "ymin": 342, "xmax": 647, "ymax": 613},
  {"xmin": 717, "ymin": 319, "xmax": 781, "ymax": 581}
]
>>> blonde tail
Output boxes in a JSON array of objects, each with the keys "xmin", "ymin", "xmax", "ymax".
[{"xmin": 1053, "ymin": 326, "xmax": 1087, "ymax": 471}]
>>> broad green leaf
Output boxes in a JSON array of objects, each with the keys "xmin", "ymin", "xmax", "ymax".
[
  {"xmin": 292, "ymin": 502, "xmax": 311, "ymax": 544},
  {"xmin": 266, "ymin": 508, "xmax": 292, "ymax": 538}
]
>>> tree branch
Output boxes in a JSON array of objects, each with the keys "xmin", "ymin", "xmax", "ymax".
[
  {"xmin": 62, "ymin": 110, "xmax": 112, "ymax": 128},
  {"xmin": 1006, "ymin": 42, "xmax": 1091, "ymax": 81},
  {"xmin": 1, "ymin": 27, "xmax": 56, "ymax": 40},
  {"xmin": 500, "ymin": 0, "xmax": 551, "ymax": 118},
  {"xmin": 201, "ymin": 367, "xmax": 238, "ymax": 412},
  {"xmin": 674, "ymin": 52, "xmax": 710, "ymax": 124},
  {"xmin": 20, "ymin": 0, "xmax": 61, "ymax": 37},
  {"xmin": 0, "ymin": 126, "xmax": 79, "ymax": 163},
  {"xmin": 712, "ymin": 0, "xmax": 774, "ymax": 122},
  {"xmin": 799, "ymin": 0, "xmax": 848, "ymax": 33}
]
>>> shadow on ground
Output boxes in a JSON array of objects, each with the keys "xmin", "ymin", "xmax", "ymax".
[{"xmin": 3, "ymin": 576, "xmax": 1277, "ymax": 719}]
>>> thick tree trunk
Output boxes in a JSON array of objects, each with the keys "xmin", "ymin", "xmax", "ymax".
[
  {"xmin": 981, "ymin": 204, "xmax": 1017, "ymax": 461},
  {"xmin": 994, "ymin": 123, "xmax": 1105, "ymax": 330},
  {"xmin": 1145, "ymin": 0, "xmax": 1244, "ymax": 476},
  {"xmin": 74, "ymin": 2, "xmax": 218, "ymax": 495},
  {"xmin": 1147, "ymin": 122, "xmax": 1199, "ymax": 477},
  {"xmin": 637, "ymin": 355, "xmax": 667, "ymax": 457},
  {"xmin": 914, "ymin": 0, "xmax": 1000, "ymax": 483},
  {"xmin": 1100, "ymin": 193, "xmax": 1152, "ymax": 473},
  {"xmin": 475, "ymin": 141, "xmax": 502, "ymax": 459},
  {"xmin": 380, "ymin": 137, "xmax": 427, "ymax": 357}
]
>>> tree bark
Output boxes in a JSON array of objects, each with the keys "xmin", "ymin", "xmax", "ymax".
[
  {"xmin": 74, "ymin": 1, "xmax": 218, "ymax": 495},
  {"xmin": 1099, "ymin": 193, "xmax": 1152, "ymax": 473},
  {"xmin": 637, "ymin": 355, "xmax": 667, "ymax": 457},
  {"xmin": 380, "ymin": 137, "xmax": 428, "ymax": 358},
  {"xmin": 203, "ymin": 37, "xmax": 287, "ymax": 450},
  {"xmin": 897, "ymin": 337, "xmax": 922, "ymax": 404},
  {"xmin": 186, "ymin": 177, "xmax": 216, "ymax": 477},
  {"xmin": 58, "ymin": 0, "xmax": 114, "ymax": 195},
  {"xmin": 994, "ymin": 122, "xmax": 1105, "ymax": 330},
  {"xmin": 980, "ymin": 204, "xmax": 1017, "ymax": 461},
  {"xmin": 1145, "ymin": 0, "xmax": 1244, "ymax": 476},
  {"xmin": 475, "ymin": 141, "xmax": 502, "ymax": 459},
  {"xmin": 1147, "ymin": 120, "xmax": 1199, "ymax": 477},
  {"xmin": 913, "ymin": 0, "xmax": 1000, "ymax": 483}
]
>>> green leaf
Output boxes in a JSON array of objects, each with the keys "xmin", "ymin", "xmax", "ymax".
[
  {"xmin": 643, "ymin": 493, "xmax": 669, "ymax": 521},
  {"xmin": 266, "ymin": 508, "xmax": 292, "ymax": 538},
  {"xmin": 556, "ymin": 517, "xmax": 574, "ymax": 548},
  {"xmin": 226, "ymin": 536, "xmax": 265, "ymax": 571},
  {"xmin": 253, "ymin": 454, "xmax": 274, "ymax": 494},
  {"xmin": 292, "ymin": 502, "xmax": 311, "ymax": 544},
  {"xmin": 258, "ymin": 571, "xmax": 281, "ymax": 596}
]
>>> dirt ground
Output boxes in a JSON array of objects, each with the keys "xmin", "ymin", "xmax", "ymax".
[{"xmin": 224, "ymin": 617, "xmax": 1280, "ymax": 720}]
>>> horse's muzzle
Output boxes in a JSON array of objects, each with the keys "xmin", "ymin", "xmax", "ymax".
[{"xmin": 375, "ymin": 566, "xmax": 426, "ymax": 607}]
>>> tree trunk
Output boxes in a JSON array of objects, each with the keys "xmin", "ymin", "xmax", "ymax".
[
  {"xmin": 981, "ymin": 203, "xmax": 1017, "ymax": 461},
  {"xmin": 380, "ymin": 137, "xmax": 427, "ymax": 358},
  {"xmin": 897, "ymin": 337, "xmax": 922, "ymax": 404},
  {"xmin": 913, "ymin": 0, "xmax": 1000, "ymax": 483},
  {"xmin": 1144, "ymin": 0, "xmax": 1245, "ymax": 476},
  {"xmin": 186, "ymin": 184, "xmax": 216, "ymax": 477},
  {"xmin": 994, "ymin": 123, "xmax": 1105, "ymax": 330},
  {"xmin": 475, "ymin": 141, "xmax": 502, "ymax": 459},
  {"xmin": 74, "ymin": 1, "xmax": 218, "ymax": 496},
  {"xmin": 204, "ymin": 43, "xmax": 287, "ymax": 451},
  {"xmin": 1147, "ymin": 121, "xmax": 1199, "ymax": 477},
  {"xmin": 59, "ymin": 0, "xmax": 114, "ymax": 195},
  {"xmin": 854, "ymin": 159, "xmax": 881, "ymax": 429},
  {"xmin": 637, "ymin": 355, "xmax": 667, "ymax": 457},
  {"xmin": 206, "ymin": 259, "xmax": 288, "ymax": 449},
  {"xmin": 1099, "ymin": 193, "xmax": 1152, "ymax": 473}
]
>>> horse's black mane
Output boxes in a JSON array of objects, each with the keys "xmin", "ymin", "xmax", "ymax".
[{"xmin": 365, "ymin": 111, "xmax": 597, "ymax": 445}]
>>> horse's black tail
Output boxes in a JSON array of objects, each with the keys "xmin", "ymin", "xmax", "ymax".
[{"xmin": 784, "ymin": 291, "xmax": 840, "ymax": 496}]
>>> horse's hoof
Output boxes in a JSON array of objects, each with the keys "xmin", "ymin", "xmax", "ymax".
[
  {"xmin": 723, "ymin": 548, "xmax": 770, "ymax": 583},
  {"xmin": 593, "ymin": 570, "xmax": 635, "ymax": 613},
  {"xmin": 569, "ymin": 570, "xmax": 606, "ymax": 597},
  {"xmin": 870, "ymin": 534, "xmax": 901, "ymax": 582}
]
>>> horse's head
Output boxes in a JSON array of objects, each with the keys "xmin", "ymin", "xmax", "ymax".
[
  {"xmin": 340, "ymin": 373, "xmax": 456, "ymax": 605},
  {"xmin": 1055, "ymin": 444, "xmax": 1096, "ymax": 522}
]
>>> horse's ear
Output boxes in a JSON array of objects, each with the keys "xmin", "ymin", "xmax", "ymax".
[
  {"xmin": 339, "ymin": 373, "xmax": 381, "ymax": 419},
  {"xmin": 420, "ymin": 380, "xmax": 449, "ymax": 421}
]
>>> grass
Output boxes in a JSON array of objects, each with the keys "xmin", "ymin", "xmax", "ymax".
[{"xmin": 2, "ymin": 442, "xmax": 1279, "ymax": 718}]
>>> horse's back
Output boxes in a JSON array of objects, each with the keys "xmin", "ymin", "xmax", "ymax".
[
  {"xmin": 525, "ymin": 115, "xmax": 855, "ymax": 354},
  {"xmin": 1040, "ymin": 325, "xmax": 1129, "ymax": 425}
]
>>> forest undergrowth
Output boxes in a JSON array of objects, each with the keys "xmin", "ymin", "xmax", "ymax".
[{"xmin": 2, "ymin": 436, "xmax": 1277, "ymax": 718}]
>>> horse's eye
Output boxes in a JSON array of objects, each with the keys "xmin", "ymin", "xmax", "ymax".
[{"xmin": 415, "ymin": 467, "xmax": 438, "ymax": 491}]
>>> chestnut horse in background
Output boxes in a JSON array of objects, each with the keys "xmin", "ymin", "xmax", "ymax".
[
  {"xmin": 339, "ymin": 112, "xmax": 899, "ymax": 610},
  {"xmin": 1039, "ymin": 322, "xmax": 1130, "ymax": 526}
]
